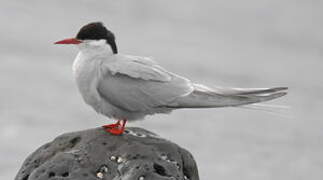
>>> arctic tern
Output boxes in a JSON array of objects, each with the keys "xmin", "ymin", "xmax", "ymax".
[{"xmin": 55, "ymin": 22, "xmax": 287, "ymax": 135}]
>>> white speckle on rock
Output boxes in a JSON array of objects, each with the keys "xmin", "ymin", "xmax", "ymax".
[
  {"xmin": 110, "ymin": 156, "xmax": 116, "ymax": 161},
  {"xmin": 117, "ymin": 156, "xmax": 124, "ymax": 163},
  {"xmin": 96, "ymin": 172, "xmax": 104, "ymax": 179},
  {"xmin": 138, "ymin": 176, "xmax": 145, "ymax": 180},
  {"xmin": 96, "ymin": 165, "xmax": 109, "ymax": 179},
  {"xmin": 126, "ymin": 130, "xmax": 152, "ymax": 138},
  {"xmin": 135, "ymin": 133, "xmax": 147, "ymax": 138},
  {"xmin": 160, "ymin": 154, "xmax": 168, "ymax": 160}
]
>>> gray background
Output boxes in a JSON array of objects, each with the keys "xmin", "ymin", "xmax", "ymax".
[{"xmin": 1, "ymin": 0, "xmax": 322, "ymax": 179}]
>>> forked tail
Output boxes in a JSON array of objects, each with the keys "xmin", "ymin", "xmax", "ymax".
[{"xmin": 170, "ymin": 84, "xmax": 288, "ymax": 108}]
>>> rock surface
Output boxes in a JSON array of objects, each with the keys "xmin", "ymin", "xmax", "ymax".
[{"xmin": 15, "ymin": 127, "xmax": 199, "ymax": 180}]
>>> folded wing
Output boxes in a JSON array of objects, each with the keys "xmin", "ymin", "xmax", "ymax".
[{"xmin": 97, "ymin": 55, "xmax": 194, "ymax": 112}]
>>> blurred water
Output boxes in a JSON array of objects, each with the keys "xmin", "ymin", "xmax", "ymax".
[{"xmin": 1, "ymin": 0, "xmax": 322, "ymax": 179}]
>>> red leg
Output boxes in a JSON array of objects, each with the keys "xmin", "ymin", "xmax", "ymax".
[
  {"xmin": 102, "ymin": 120, "xmax": 121, "ymax": 129},
  {"xmin": 103, "ymin": 119, "xmax": 127, "ymax": 135}
]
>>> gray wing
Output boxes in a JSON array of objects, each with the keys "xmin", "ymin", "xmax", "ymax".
[{"xmin": 97, "ymin": 55, "xmax": 194, "ymax": 112}]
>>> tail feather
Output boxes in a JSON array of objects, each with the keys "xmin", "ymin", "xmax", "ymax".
[
  {"xmin": 231, "ymin": 87, "xmax": 288, "ymax": 95},
  {"xmin": 208, "ymin": 85, "xmax": 288, "ymax": 96},
  {"xmin": 238, "ymin": 103, "xmax": 293, "ymax": 119},
  {"xmin": 232, "ymin": 91, "xmax": 287, "ymax": 106},
  {"xmin": 170, "ymin": 85, "xmax": 288, "ymax": 108}
]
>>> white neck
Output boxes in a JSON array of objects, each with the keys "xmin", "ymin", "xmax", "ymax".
[
  {"xmin": 78, "ymin": 39, "xmax": 114, "ymax": 58},
  {"xmin": 72, "ymin": 40, "xmax": 116, "ymax": 76}
]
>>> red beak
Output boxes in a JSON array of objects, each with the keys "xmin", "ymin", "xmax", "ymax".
[{"xmin": 54, "ymin": 38, "xmax": 82, "ymax": 44}]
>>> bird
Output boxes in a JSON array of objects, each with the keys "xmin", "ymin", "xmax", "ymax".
[{"xmin": 55, "ymin": 22, "xmax": 288, "ymax": 135}]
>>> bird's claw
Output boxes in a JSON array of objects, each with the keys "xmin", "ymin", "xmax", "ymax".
[
  {"xmin": 102, "ymin": 120, "xmax": 127, "ymax": 135},
  {"xmin": 102, "ymin": 123, "xmax": 119, "ymax": 129},
  {"xmin": 105, "ymin": 127, "xmax": 125, "ymax": 135}
]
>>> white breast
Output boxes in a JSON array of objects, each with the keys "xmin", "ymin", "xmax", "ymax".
[{"xmin": 72, "ymin": 51, "xmax": 104, "ymax": 113}]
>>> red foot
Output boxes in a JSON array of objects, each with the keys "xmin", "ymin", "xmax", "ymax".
[
  {"xmin": 102, "ymin": 119, "xmax": 127, "ymax": 135},
  {"xmin": 102, "ymin": 120, "xmax": 120, "ymax": 129},
  {"xmin": 106, "ymin": 128, "xmax": 124, "ymax": 135}
]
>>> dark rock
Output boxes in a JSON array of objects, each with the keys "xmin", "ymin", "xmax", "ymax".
[{"xmin": 15, "ymin": 127, "xmax": 199, "ymax": 180}]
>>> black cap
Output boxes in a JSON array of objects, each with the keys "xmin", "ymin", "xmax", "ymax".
[{"xmin": 76, "ymin": 22, "xmax": 118, "ymax": 54}]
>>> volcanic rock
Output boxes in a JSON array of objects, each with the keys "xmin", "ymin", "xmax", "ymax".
[{"xmin": 15, "ymin": 127, "xmax": 199, "ymax": 180}]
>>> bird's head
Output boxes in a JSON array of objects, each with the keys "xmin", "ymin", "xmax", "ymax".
[{"xmin": 55, "ymin": 22, "xmax": 118, "ymax": 54}]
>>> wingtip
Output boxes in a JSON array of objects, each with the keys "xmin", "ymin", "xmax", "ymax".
[
  {"xmin": 278, "ymin": 87, "xmax": 288, "ymax": 91},
  {"xmin": 269, "ymin": 87, "xmax": 288, "ymax": 95},
  {"xmin": 267, "ymin": 92, "xmax": 288, "ymax": 100},
  {"xmin": 271, "ymin": 87, "xmax": 288, "ymax": 91}
]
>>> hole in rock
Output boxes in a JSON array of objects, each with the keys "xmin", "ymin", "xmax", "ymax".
[
  {"xmin": 153, "ymin": 163, "xmax": 167, "ymax": 176},
  {"xmin": 70, "ymin": 136, "xmax": 81, "ymax": 145},
  {"xmin": 62, "ymin": 172, "xmax": 69, "ymax": 177},
  {"xmin": 48, "ymin": 172, "xmax": 55, "ymax": 178},
  {"xmin": 22, "ymin": 174, "xmax": 29, "ymax": 180}
]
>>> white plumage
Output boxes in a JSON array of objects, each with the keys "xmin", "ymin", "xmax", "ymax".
[{"xmin": 72, "ymin": 39, "xmax": 287, "ymax": 121}]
